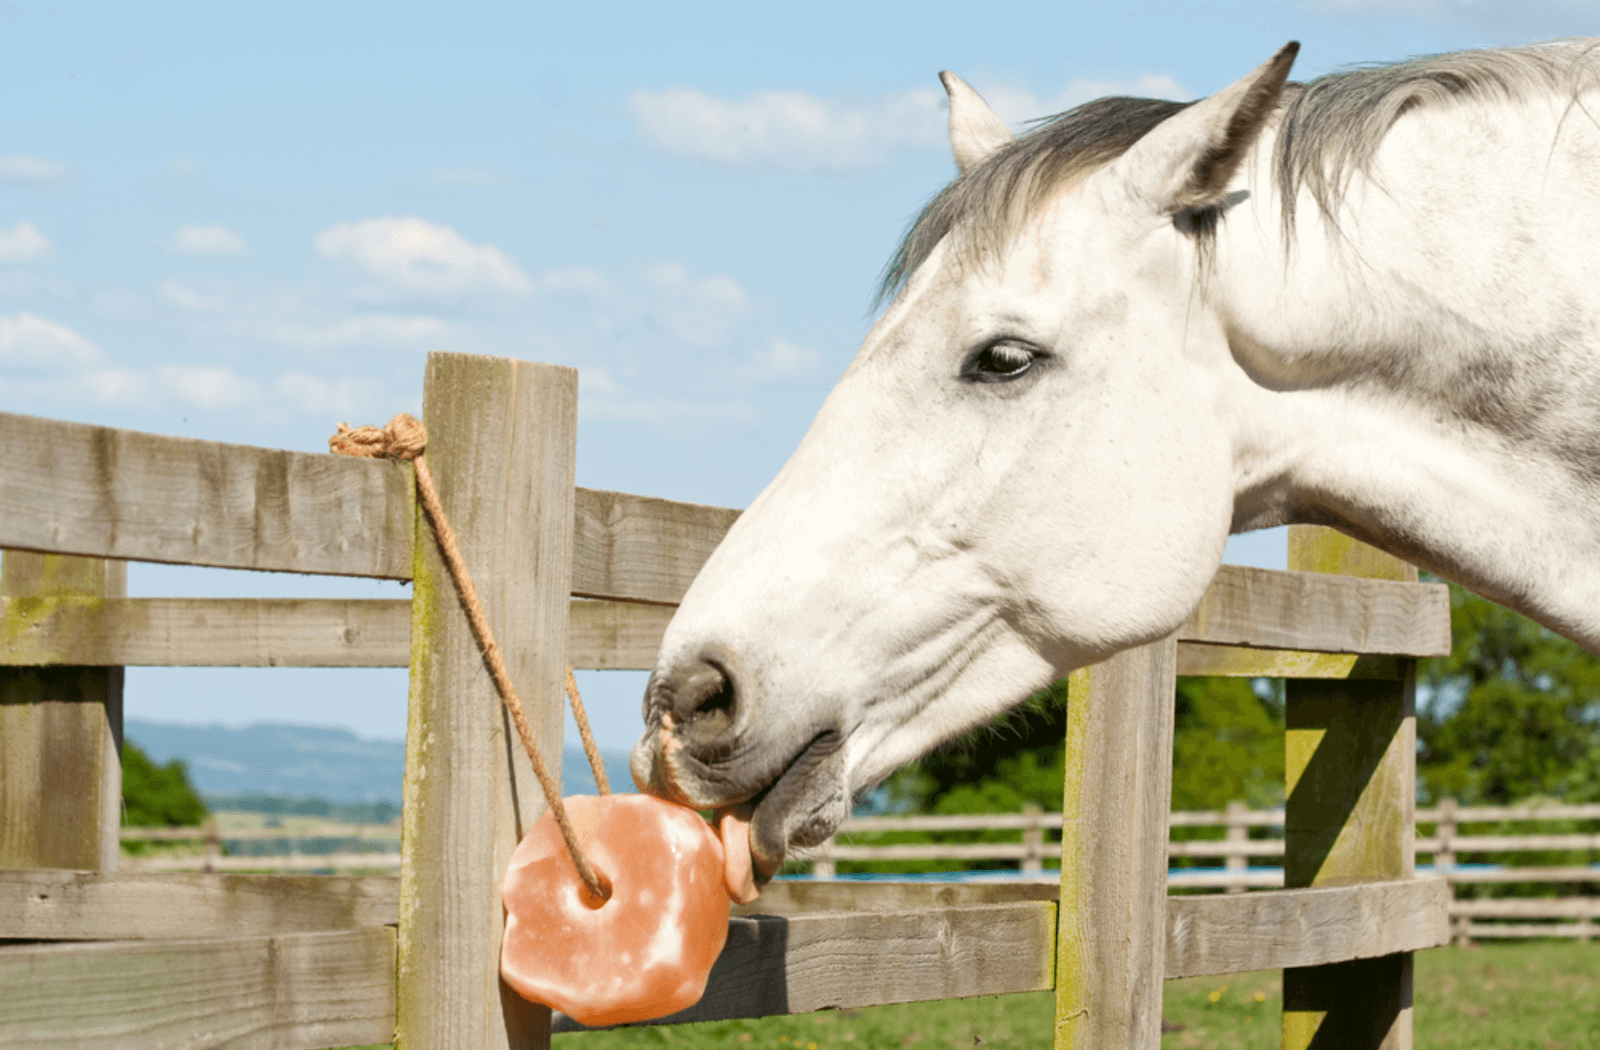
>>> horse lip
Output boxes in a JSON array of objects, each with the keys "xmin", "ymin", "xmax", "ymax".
[
  {"xmin": 631, "ymin": 718, "xmax": 841, "ymax": 876},
  {"xmin": 630, "ymin": 710, "xmax": 767, "ymax": 810},
  {"xmin": 742, "ymin": 727, "xmax": 846, "ymax": 874}
]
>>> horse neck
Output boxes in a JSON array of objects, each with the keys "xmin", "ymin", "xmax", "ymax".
[{"xmin": 1214, "ymin": 109, "xmax": 1600, "ymax": 651}]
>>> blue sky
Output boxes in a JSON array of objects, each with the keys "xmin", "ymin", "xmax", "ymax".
[{"xmin": 3, "ymin": 1, "xmax": 1593, "ymax": 753}]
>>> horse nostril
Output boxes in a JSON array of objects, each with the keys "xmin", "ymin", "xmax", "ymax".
[{"xmin": 650, "ymin": 657, "xmax": 738, "ymax": 743}]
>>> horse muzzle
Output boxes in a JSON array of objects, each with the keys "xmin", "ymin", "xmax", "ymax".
[{"xmin": 630, "ymin": 654, "xmax": 853, "ymax": 876}]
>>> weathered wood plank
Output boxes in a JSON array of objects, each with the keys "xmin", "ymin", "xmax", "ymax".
[
  {"xmin": 0, "ymin": 410, "xmax": 415, "ymax": 578},
  {"xmin": 0, "ymin": 927, "xmax": 395, "ymax": 1050},
  {"xmin": 1166, "ymin": 877, "xmax": 1450, "ymax": 979},
  {"xmin": 0, "ymin": 870, "xmax": 399, "ymax": 939},
  {"xmin": 555, "ymin": 901, "xmax": 1058, "ymax": 1031},
  {"xmin": 828, "ymin": 843, "xmax": 1035, "ymax": 861},
  {"xmin": 731, "ymin": 881, "xmax": 1060, "ymax": 916},
  {"xmin": 1445, "ymin": 865, "xmax": 1600, "ymax": 884},
  {"xmin": 1183, "ymin": 565, "xmax": 1449, "ymax": 657},
  {"xmin": 1, "ymin": 596, "xmax": 668, "ymax": 669},
  {"xmin": 1416, "ymin": 833, "xmax": 1600, "ymax": 853},
  {"xmin": 1417, "ymin": 802, "xmax": 1600, "ymax": 822},
  {"xmin": 397, "ymin": 353, "xmax": 575, "ymax": 1050},
  {"xmin": 1, "ymin": 596, "xmax": 412, "ymax": 667},
  {"xmin": 1460, "ymin": 922, "xmax": 1595, "ymax": 938},
  {"xmin": 1056, "ymin": 639, "xmax": 1178, "ymax": 1050},
  {"xmin": 1283, "ymin": 526, "xmax": 1418, "ymax": 1050},
  {"xmin": 128, "ymin": 852, "xmax": 403, "ymax": 874},
  {"xmin": 121, "ymin": 823, "xmax": 399, "ymax": 842},
  {"xmin": 1168, "ymin": 809, "xmax": 1286, "ymax": 828},
  {"xmin": 1176, "ymin": 644, "xmax": 1406, "ymax": 679},
  {"xmin": 9, "ymin": 597, "xmax": 1430, "ymax": 673},
  {"xmin": 0, "ymin": 553, "xmax": 124, "ymax": 871},
  {"xmin": 1165, "ymin": 839, "xmax": 1283, "ymax": 858},
  {"xmin": 570, "ymin": 489, "xmax": 740, "ymax": 606},
  {"xmin": 567, "ymin": 598, "xmax": 674, "ymax": 669},
  {"xmin": 1451, "ymin": 897, "xmax": 1600, "ymax": 917},
  {"xmin": 842, "ymin": 812, "xmax": 1057, "ymax": 832}
]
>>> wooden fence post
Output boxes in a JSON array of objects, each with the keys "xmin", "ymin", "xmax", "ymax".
[
  {"xmin": 1281, "ymin": 527, "xmax": 1417, "ymax": 1050},
  {"xmin": 0, "ymin": 552, "xmax": 125, "ymax": 871},
  {"xmin": 1225, "ymin": 800, "xmax": 1248, "ymax": 893},
  {"xmin": 1434, "ymin": 797, "xmax": 1456, "ymax": 881},
  {"xmin": 1055, "ymin": 636, "xmax": 1178, "ymax": 1050},
  {"xmin": 202, "ymin": 816, "xmax": 220, "ymax": 873},
  {"xmin": 395, "ymin": 353, "xmax": 577, "ymax": 1050},
  {"xmin": 812, "ymin": 837, "xmax": 836, "ymax": 881},
  {"xmin": 1021, "ymin": 802, "xmax": 1044, "ymax": 876}
]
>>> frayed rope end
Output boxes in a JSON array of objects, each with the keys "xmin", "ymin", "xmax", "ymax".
[{"xmin": 330, "ymin": 413, "xmax": 427, "ymax": 461}]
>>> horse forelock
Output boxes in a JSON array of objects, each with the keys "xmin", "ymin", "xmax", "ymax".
[{"xmin": 877, "ymin": 39, "xmax": 1600, "ymax": 306}]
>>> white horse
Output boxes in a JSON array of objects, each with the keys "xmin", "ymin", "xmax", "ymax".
[{"xmin": 631, "ymin": 40, "xmax": 1600, "ymax": 882}]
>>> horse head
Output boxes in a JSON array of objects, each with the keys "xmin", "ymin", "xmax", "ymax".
[{"xmin": 631, "ymin": 45, "xmax": 1301, "ymax": 877}]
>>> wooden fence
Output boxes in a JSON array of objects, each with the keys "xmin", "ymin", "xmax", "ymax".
[
  {"xmin": 2, "ymin": 351, "xmax": 1456, "ymax": 1050},
  {"xmin": 813, "ymin": 801, "xmax": 1600, "ymax": 941},
  {"xmin": 813, "ymin": 800, "xmax": 1600, "ymax": 883}
]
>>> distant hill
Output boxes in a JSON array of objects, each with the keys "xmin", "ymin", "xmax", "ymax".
[{"xmin": 125, "ymin": 719, "xmax": 634, "ymax": 805}]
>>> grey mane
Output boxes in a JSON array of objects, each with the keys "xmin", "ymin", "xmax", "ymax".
[{"xmin": 879, "ymin": 39, "xmax": 1600, "ymax": 302}]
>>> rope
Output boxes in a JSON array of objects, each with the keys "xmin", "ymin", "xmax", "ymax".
[{"xmin": 331, "ymin": 414, "xmax": 612, "ymax": 899}]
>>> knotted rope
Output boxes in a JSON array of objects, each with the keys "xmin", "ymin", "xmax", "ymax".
[{"xmin": 331, "ymin": 414, "xmax": 612, "ymax": 898}]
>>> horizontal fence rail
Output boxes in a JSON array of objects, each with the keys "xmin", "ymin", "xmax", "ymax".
[
  {"xmin": 812, "ymin": 801, "xmax": 1600, "ymax": 936},
  {"xmin": 0, "ymin": 870, "xmax": 1451, "ymax": 1043},
  {"xmin": 0, "ymin": 574, "xmax": 1447, "ymax": 672}
]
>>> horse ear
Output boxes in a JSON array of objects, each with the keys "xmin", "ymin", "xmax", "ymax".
[
  {"xmin": 941, "ymin": 71, "xmax": 1014, "ymax": 173},
  {"xmin": 1112, "ymin": 42, "xmax": 1299, "ymax": 214}
]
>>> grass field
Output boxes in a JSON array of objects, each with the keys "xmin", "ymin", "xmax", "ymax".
[{"xmin": 541, "ymin": 940, "xmax": 1598, "ymax": 1050}]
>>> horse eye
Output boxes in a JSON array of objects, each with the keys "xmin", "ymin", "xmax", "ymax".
[{"xmin": 966, "ymin": 340, "xmax": 1039, "ymax": 383}]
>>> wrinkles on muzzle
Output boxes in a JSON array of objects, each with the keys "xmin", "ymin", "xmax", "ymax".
[{"xmin": 745, "ymin": 730, "xmax": 851, "ymax": 866}]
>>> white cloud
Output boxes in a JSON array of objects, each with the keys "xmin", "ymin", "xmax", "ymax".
[
  {"xmin": 643, "ymin": 263, "xmax": 751, "ymax": 345},
  {"xmin": 430, "ymin": 169, "xmax": 507, "ymax": 187},
  {"xmin": 276, "ymin": 372, "xmax": 382, "ymax": 416},
  {"xmin": 155, "ymin": 365, "xmax": 260, "ymax": 410},
  {"xmin": 0, "ymin": 155, "xmax": 69, "ymax": 186},
  {"xmin": 315, "ymin": 216, "xmax": 532, "ymax": 293},
  {"xmin": 271, "ymin": 315, "xmax": 448, "ymax": 347},
  {"xmin": 165, "ymin": 224, "xmax": 249, "ymax": 257},
  {"xmin": 629, "ymin": 74, "xmax": 1190, "ymax": 174},
  {"xmin": 754, "ymin": 337, "xmax": 821, "ymax": 380},
  {"xmin": 0, "ymin": 223, "xmax": 51, "ymax": 264},
  {"xmin": 0, "ymin": 313, "xmax": 101, "ymax": 370},
  {"xmin": 540, "ymin": 267, "xmax": 609, "ymax": 295},
  {"xmin": 161, "ymin": 279, "xmax": 229, "ymax": 312},
  {"xmin": 630, "ymin": 86, "xmax": 945, "ymax": 174},
  {"xmin": 83, "ymin": 368, "xmax": 153, "ymax": 406}
]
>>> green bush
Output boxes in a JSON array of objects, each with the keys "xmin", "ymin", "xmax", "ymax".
[{"xmin": 121, "ymin": 741, "xmax": 207, "ymax": 827}]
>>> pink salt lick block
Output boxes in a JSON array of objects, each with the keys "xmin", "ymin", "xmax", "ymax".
[{"xmin": 501, "ymin": 793, "xmax": 744, "ymax": 1027}]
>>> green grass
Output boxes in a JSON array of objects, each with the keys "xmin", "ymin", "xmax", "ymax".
[
  {"xmin": 541, "ymin": 941, "xmax": 1598, "ymax": 1050},
  {"xmin": 339, "ymin": 941, "xmax": 1597, "ymax": 1050}
]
